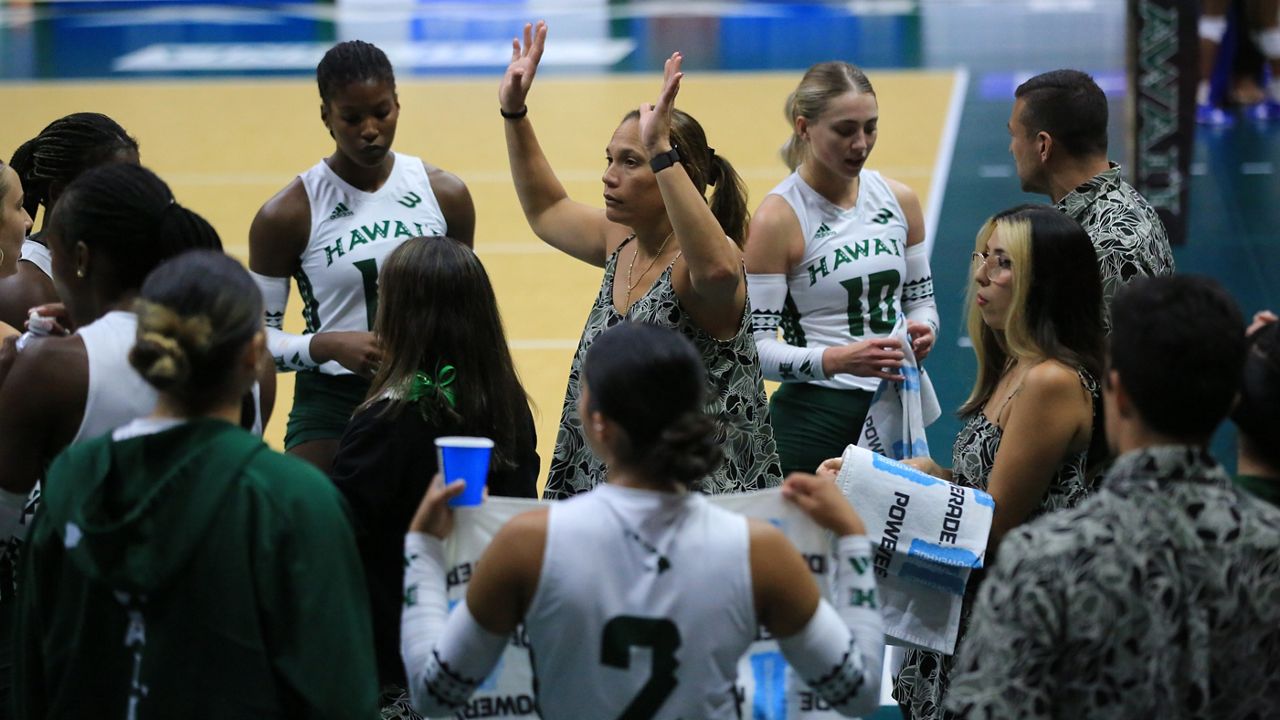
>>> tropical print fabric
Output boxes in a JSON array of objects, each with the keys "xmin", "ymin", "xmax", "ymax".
[
  {"xmin": 1055, "ymin": 163, "xmax": 1175, "ymax": 329},
  {"xmin": 894, "ymin": 368, "xmax": 1098, "ymax": 719},
  {"xmin": 947, "ymin": 445, "xmax": 1280, "ymax": 719},
  {"xmin": 545, "ymin": 237, "xmax": 782, "ymax": 499}
]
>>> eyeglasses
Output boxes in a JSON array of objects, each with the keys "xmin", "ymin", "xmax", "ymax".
[{"xmin": 971, "ymin": 251, "xmax": 1013, "ymax": 283}]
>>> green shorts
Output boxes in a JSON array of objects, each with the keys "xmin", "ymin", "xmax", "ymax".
[
  {"xmin": 284, "ymin": 372, "xmax": 372, "ymax": 450},
  {"xmin": 769, "ymin": 382, "xmax": 874, "ymax": 476}
]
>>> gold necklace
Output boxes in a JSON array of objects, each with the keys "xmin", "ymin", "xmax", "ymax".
[{"xmin": 623, "ymin": 231, "xmax": 675, "ymax": 312}]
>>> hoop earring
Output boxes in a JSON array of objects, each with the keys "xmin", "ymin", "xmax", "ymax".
[{"xmin": 0, "ymin": 248, "xmax": 5, "ymax": 266}]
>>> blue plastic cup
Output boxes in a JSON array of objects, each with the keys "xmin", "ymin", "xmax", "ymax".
[{"xmin": 435, "ymin": 436, "xmax": 494, "ymax": 507}]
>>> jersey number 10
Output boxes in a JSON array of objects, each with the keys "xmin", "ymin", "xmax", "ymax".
[{"xmin": 839, "ymin": 269, "xmax": 901, "ymax": 336}]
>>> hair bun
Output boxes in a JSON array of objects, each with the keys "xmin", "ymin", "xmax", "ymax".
[
  {"xmin": 129, "ymin": 300, "xmax": 214, "ymax": 391},
  {"xmin": 129, "ymin": 330, "xmax": 189, "ymax": 390},
  {"xmin": 641, "ymin": 411, "xmax": 724, "ymax": 489}
]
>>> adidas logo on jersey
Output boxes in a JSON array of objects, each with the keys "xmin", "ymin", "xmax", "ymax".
[
  {"xmin": 813, "ymin": 223, "xmax": 836, "ymax": 241},
  {"xmin": 328, "ymin": 202, "xmax": 354, "ymax": 220}
]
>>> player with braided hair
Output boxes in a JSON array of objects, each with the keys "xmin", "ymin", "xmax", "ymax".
[
  {"xmin": 250, "ymin": 39, "xmax": 475, "ymax": 474},
  {"xmin": 0, "ymin": 163, "xmax": 221, "ymax": 504},
  {"xmin": 0, "ymin": 113, "xmax": 138, "ymax": 330}
]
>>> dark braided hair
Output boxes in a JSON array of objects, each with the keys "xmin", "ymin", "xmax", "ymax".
[
  {"xmin": 9, "ymin": 113, "xmax": 138, "ymax": 219},
  {"xmin": 317, "ymin": 40, "xmax": 396, "ymax": 104},
  {"xmin": 48, "ymin": 163, "xmax": 222, "ymax": 293}
]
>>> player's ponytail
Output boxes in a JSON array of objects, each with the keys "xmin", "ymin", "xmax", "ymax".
[
  {"xmin": 582, "ymin": 321, "xmax": 722, "ymax": 490},
  {"xmin": 706, "ymin": 151, "xmax": 749, "ymax": 248},
  {"xmin": 50, "ymin": 163, "xmax": 221, "ymax": 295},
  {"xmin": 129, "ymin": 250, "xmax": 263, "ymax": 414}
]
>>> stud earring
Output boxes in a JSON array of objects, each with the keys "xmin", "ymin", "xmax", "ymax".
[{"xmin": 76, "ymin": 267, "xmax": 85, "ymax": 278}]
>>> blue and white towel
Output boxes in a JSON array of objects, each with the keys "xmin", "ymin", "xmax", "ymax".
[
  {"xmin": 836, "ymin": 444, "xmax": 994, "ymax": 655},
  {"xmin": 856, "ymin": 320, "xmax": 941, "ymax": 460}
]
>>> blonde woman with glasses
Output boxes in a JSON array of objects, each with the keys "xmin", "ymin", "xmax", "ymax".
[{"xmin": 884, "ymin": 204, "xmax": 1107, "ymax": 719}]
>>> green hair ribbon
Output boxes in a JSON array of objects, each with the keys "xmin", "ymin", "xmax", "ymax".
[{"xmin": 406, "ymin": 365, "xmax": 457, "ymax": 409}]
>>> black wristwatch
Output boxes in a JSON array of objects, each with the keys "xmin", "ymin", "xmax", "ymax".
[{"xmin": 649, "ymin": 146, "xmax": 682, "ymax": 174}]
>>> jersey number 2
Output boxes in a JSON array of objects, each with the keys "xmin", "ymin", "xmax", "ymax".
[
  {"xmin": 840, "ymin": 269, "xmax": 900, "ymax": 336},
  {"xmin": 600, "ymin": 616, "xmax": 681, "ymax": 719}
]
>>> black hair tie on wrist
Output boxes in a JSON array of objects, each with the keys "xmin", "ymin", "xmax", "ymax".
[{"xmin": 500, "ymin": 105, "xmax": 528, "ymax": 120}]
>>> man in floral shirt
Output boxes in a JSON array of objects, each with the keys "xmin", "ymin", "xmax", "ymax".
[
  {"xmin": 947, "ymin": 276, "xmax": 1280, "ymax": 719},
  {"xmin": 1008, "ymin": 69, "xmax": 1175, "ymax": 328}
]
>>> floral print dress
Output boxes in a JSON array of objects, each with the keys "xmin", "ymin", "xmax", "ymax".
[
  {"xmin": 893, "ymin": 368, "xmax": 1099, "ymax": 719},
  {"xmin": 544, "ymin": 237, "xmax": 782, "ymax": 499}
]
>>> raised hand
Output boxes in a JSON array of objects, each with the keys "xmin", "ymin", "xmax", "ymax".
[
  {"xmin": 638, "ymin": 52, "xmax": 684, "ymax": 155},
  {"xmin": 499, "ymin": 20, "xmax": 547, "ymax": 114}
]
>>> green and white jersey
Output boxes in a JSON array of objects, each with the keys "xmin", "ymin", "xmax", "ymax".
[
  {"xmin": 296, "ymin": 152, "xmax": 447, "ymax": 375},
  {"xmin": 774, "ymin": 170, "xmax": 909, "ymax": 392}
]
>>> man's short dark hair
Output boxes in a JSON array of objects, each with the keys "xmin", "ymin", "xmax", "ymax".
[
  {"xmin": 1015, "ymin": 69, "xmax": 1109, "ymax": 159},
  {"xmin": 1109, "ymin": 276, "xmax": 1245, "ymax": 440}
]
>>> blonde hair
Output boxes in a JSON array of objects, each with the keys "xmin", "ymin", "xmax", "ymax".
[
  {"xmin": 781, "ymin": 61, "xmax": 876, "ymax": 171},
  {"xmin": 959, "ymin": 205, "xmax": 1106, "ymax": 418},
  {"xmin": 130, "ymin": 299, "xmax": 214, "ymax": 390},
  {"xmin": 960, "ymin": 215, "xmax": 1035, "ymax": 416}
]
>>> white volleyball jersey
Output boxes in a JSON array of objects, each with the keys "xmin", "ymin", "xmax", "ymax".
[
  {"xmin": 772, "ymin": 170, "xmax": 909, "ymax": 391},
  {"xmin": 20, "ymin": 238, "xmax": 52, "ymax": 279},
  {"xmin": 525, "ymin": 484, "xmax": 756, "ymax": 719},
  {"xmin": 295, "ymin": 152, "xmax": 448, "ymax": 375},
  {"xmin": 74, "ymin": 311, "xmax": 158, "ymax": 443}
]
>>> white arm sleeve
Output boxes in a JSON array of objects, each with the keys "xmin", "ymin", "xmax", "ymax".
[
  {"xmin": 748, "ymin": 273, "xmax": 827, "ymax": 382},
  {"xmin": 777, "ymin": 535, "xmax": 884, "ymax": 718},
  {"xmin": 249, "ymin": 271, "xmax": 317, "ymax": 372},
  {"xmin": 902, "ymin": 244, "xmax": 939, "ymax": 337},
  {"xmin": 401, "ymin": 533, "xmax": 508, "ymax": 716}
]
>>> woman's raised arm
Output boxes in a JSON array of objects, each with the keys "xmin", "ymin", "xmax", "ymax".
[{"xmin": 501, "ymin": 21, "xmax": 612, "ymax": 267}]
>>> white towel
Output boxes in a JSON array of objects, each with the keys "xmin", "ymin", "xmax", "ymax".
[
  {"xmin": 434, "ymin": 491, "xmax": 874, "ymax": 719},
  {"xmin": 856, "ymin": 321, "xmax": 941, "ymax": 460},
  {"xmin": 836, "ymin": 444, "xmax": 994, "ymax": 655}
]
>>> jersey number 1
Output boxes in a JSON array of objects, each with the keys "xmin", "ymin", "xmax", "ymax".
[
  {"xmin": 600, "ymin": 616, "xmax": 681, "ymax": 719},
  {"xmin": 353, "ymin": 258, "xmax": 380, "ymax": 330},
  {"xmin": 839, "ymin": 269, "xmax": 900, "ymax": 336}
]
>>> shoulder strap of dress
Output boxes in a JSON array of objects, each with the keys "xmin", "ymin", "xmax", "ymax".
[{"xmin": 607, "ymin": 234, "xmax": 636, "ymax": 267}]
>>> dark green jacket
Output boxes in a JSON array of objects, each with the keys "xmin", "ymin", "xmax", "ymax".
[{"xmin": 16, "ymin": 419, "xmax": 378, "ymax": 719}]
